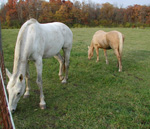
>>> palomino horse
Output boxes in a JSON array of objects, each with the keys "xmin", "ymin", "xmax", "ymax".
[
  {"xmin": 6, "ymin": 19, "xmax": 73, "ymax": 113},
  {"xmin": 88, "ymin": 30, "xmax": 124, "ymax": 72}
]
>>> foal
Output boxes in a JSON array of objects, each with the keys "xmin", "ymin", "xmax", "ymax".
[{"xmin": 88, "ymin": 30, "xmax": 124, "ymax": 72}]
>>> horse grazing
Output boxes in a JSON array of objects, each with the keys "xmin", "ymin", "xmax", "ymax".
[
  {"xmin": 6, "ymin": 19, "xmax": 73, "ymax": 113},
  {"xmin": 88, "ymin": 30, "xmax": 124, "ymax": 72}
]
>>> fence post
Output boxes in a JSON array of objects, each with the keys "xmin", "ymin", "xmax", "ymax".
[
  {"xmin": 0, "ymin": 21, "xmax": 6, "ymax": 83},
  {"xmin": 0, "ymin": 21, "xmax": 16, "ymax": 129}
]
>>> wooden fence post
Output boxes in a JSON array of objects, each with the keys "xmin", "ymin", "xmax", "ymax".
[{"xmin": 0, "ymin": 21, "xmax": 15, "ymax": 129}]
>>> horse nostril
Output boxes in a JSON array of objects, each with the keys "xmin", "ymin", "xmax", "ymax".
[{"xmin": 11, "ymin": 109, "xmax": 15, "ymax": 113}]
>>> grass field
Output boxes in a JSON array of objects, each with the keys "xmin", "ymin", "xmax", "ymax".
[{"xmin": 1, "ymin": 27, "xmax": 150, "ymax": 128}]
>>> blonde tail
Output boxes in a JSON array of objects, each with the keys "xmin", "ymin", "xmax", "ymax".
[{"xmin": 118, "ymin": 32, "xmax": 124, "ymax": 57}]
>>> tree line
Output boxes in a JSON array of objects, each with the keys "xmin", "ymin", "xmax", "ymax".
[{"xmin": 0, "ymin": 0, "xmax": 150, "ymax": 28}]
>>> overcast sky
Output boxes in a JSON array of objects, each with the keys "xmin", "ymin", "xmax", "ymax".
[
  {"xmin": 73, "ymin": 0, "xmax": 150, "ymax": 8},
  {"xmin": 1, "ymin": 0, "xmax": 150, "ymax": 8}
]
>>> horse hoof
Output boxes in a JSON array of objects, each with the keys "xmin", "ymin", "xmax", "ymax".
[
  {"xmin": 40, "ymin": 104, "xmax": 46, "ymax": 110},
  {"xmin": 61, "ymin": 79, "xmax": 67, "ymax": 84},
  {"xmin": 119, "ymin": 69, "xmax": 122, "ymax": 72},
  {"xmin": 59, "ymin": 76, "xmax": 64, "ymax": 81},
  {"xmin": 23, "ymin": 95, "xmax": 29, "ymax": 98}
]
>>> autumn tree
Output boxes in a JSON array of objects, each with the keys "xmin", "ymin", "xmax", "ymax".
[
  {"xmin": 99, "ymin": 3, "xmax": 114, "ymax": 26},
  {"xmin": 1, "ymin": 0, "xmax": 150, "ymax": 28},
  {"xmin": 71, "ymin": 1, "xmax": 82, "ymax": 25},
  {"xmin": 113, "ymin": 8, "xmax": 125, "ymax": 25},
  {"xmin": 5, "ymin": 0, "xmax": 18, "ymax": 26},
  {"xmin": 55, "ymin": 1, "xmax": 73, "ymax": 25},
  {"xmin": 49, "ymin": 0, "xmax": 62, "ymax": 14},
  {"xmin": 38, "ymin": 2, "xmax": 54, "ymax": 23},
  {"xmin": 17, "ymin": 0, "xmax": 25, "ymax": 24}
]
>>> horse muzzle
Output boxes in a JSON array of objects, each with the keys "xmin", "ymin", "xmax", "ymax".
[
  {"xmin": 11, "ymin": 109, "xmax": 16, "ymax": 113},
  {"xmin": 9, "ymin": 103, "xmax": 17, "ymax": 113}
]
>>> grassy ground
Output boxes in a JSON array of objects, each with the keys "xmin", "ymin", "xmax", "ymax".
[{"xmin": 1, "ymin": 27, "xmax": 150, "ymax": 128}]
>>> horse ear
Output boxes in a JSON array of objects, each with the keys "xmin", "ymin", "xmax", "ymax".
[
  {"xmin": 19, "ymin": 74, "xmax": 23, "ymax": 82},
  {"xmin": 6, "ymin": 68, "xmax": 12, "ymax": 79}
]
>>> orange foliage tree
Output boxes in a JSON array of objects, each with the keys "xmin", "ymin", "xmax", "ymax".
[{"xmin": 1, "ymin": 0, "xmax": 150, "ymax": 28}]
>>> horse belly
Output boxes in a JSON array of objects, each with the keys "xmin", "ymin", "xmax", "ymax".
[
  {"xmin": 43, "ymin": 49, "xmax": 61, "ymax": 58},
  {"xmin": 43, "ymin": 41, "xmax": 63, "ymax": 58}
]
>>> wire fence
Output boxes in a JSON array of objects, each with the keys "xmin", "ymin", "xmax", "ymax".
[{"xmin": 0, "ymin": 21, "xmax": 15, "ymax": 129}]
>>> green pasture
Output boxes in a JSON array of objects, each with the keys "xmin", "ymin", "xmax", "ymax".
[{"xmin": 1, "ymin": 27, "xmax": 150, "ymax": 128}]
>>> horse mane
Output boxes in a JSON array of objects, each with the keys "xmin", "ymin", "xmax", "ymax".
[
  {"xmin": 89, "ymin": 40, "xmax": 94, "ymax": 54},
  {"xmin": 13, "ymin": 19, "xmax": 37, "ymax": 74}
]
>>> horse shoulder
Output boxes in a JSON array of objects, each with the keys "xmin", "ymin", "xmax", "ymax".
[{"xmin": 93, "ymin": 31, "xmax": 106, "ymax": 46}]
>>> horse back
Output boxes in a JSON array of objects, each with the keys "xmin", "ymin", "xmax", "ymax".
[
  {"xmin": 19, "ymin": 20, "xmax": 72, "ymax": 60},
  {"xmin": 92, "ymin": 30, "xmax": 110, "ymax": 49},
  {"xmin": 106, "ymin": 31, "xmax": 121, "ymax": 49},
  {"xmin": 40, "ymin": 22, "xmax": 72, "ymax": 48},
  {"xmin": 37, "ymin": 22, "xmax": 72, "ymax": 58}
]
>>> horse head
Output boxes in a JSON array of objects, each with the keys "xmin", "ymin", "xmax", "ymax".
[
  {"xmin": 6, "ymin": 69, "xmax": 26, "ymax": 113},
  {"xmin": 88, "ymin": 46, "xmax": 93, "ymax": 60}
]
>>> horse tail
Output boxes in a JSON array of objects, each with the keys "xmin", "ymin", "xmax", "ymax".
[{"xmin": 118, "ymin": 32, "xmax": 124, "ymax": 57}]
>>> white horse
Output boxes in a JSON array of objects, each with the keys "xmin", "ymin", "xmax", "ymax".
[{"xmin": 6, "ymin": 19, "xmax": 73, "ymax": 113}]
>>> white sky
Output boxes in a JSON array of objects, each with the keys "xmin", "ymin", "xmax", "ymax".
[
  {"xmin": 74, "ymin": 0, "xmax": 150, "ymax": 8},
  {"xmin": 1, "ymin": 0, "xmax": 150, "ymax": 8}
]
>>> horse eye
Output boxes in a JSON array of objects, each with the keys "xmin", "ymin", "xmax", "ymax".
[{"xmin": 17, "ymin": 92, "xmax": 20, "ymax": 96}]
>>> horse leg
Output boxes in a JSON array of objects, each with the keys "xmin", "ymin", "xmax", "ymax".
[
  {"xmin": 23, "ymin": 62, "xmax": 30, "ymax": 98},
  {"xmin": 114, "ymin": 49, "xmax": 122, "ymax": 72},
  {"xmin": 104, "ymin": 49, "xmax": 109, "ymax": 64},
  {"xmin": 54, "ymin": 53, "xmax": 64, "ymax": 81},
  {"xmin": 35, "ymin": 58, "xmax": 46, "ymax": 109},
  {"xmin": 95, "ymin": 47, "xmax": 99, "ymax": 62},
  {"xmin": 62, "ymin": 48, "xmax": 71, "ymax": 84}
]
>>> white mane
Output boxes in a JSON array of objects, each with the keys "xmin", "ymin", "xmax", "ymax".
[{"xmin": 13, "ymin": 19, "xmax": 37, "ymax": 74}]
